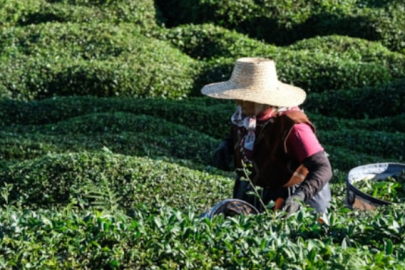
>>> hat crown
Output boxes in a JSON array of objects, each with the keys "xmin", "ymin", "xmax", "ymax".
[
  {"xmin": 230, "ymin": 58, "xmax": 279, "ymax": 88},
  {"xmin": 200, "ymin": 57, "xmax": 306, "ymax": 107}
]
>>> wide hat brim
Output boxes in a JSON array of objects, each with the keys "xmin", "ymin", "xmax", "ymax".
[{"xmin": 201, "ymin": 58, "xmax": 306, "ymax": 107}]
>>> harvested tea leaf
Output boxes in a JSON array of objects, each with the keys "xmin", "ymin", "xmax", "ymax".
[{"xmin": 356, "ymin": 171, "xmax": 405, "ymax": 203}]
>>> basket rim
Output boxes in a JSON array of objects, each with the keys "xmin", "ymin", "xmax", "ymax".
[{"xmin": 346, "ymin": 162, "xmax": 405, "ymax": 205}]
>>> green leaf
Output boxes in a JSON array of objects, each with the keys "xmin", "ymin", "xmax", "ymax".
[{"xmin": 385, "ymin": 240, "xmax": 394, "ymax": 255}]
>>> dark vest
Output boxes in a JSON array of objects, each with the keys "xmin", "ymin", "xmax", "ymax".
[{"xmin": 232, "ymin": 111, "xmax": 315, "ymax": 188}]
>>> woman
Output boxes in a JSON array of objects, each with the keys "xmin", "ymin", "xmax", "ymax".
[{"xmin": 201, "ymin": 57, "xmax": 332, "ymax": 215}]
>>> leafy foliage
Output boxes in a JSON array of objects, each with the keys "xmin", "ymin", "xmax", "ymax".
[
  {"xmin": 0, "ymin": 0, "xmax": 164, "ymax": 29},
  {"xmin": 0, "ymin": 151, "xmax": 233, "ymax": 212},
  {"xmin": 0, "ymin": 23, "xmax": 199, "ymax": 100},
  {"xmin": 305, "ymin": 79, "xmax": 405, "ymax": 118},
  {"xmin": 156, "ymin": 0, "xmax": 405, "ymax": 53},
  {"xmin": 156, "ymin": 24, "xmax": 405, "ymax": 93},
  {"xmin": 1, "ymin": 0, "xmax": 405, "ymax": 268},
  {"xmin": 1, "ymin": 203, "xmax": 405, "ymax": 269},
  {"xmin": 356, "ymin": 172, "xmax": 405, "ymax": 202},
  {"xmin": 0, "ymin": 96, "xmax": 403, "ymax": 172}
]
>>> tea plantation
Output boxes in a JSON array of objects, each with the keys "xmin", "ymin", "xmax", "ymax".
[{"xmin": 1, "ymin": 0, "xmax": 405, "ymax": 269}]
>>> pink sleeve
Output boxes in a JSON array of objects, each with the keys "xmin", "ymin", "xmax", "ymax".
[{"xmin": 286, "ymin": 123, "xmax": 324, "ymax": 163}]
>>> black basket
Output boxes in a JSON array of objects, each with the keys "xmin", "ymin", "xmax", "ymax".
[{"xmin": 346, "ymin": 162, "xmax": 405, "ymax": 210}]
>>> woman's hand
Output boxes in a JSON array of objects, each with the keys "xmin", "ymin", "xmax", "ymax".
[{"xmin": 282, "ymin": 191, "xmax": 306, "ymax": 217}]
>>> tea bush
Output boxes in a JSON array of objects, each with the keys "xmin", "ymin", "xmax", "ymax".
[
  {"xmin": 319, "ymin": 129, "xmax": 405, "ymax": 162},
  {"xmin": 323, "ymin": 144, "xmax": 389, "ymax": 172},
  {"xmin": 154, "ymin": 23, "xmax": 279, "ymax": 60},
  {"xmin": 199, "ymin": 55, "xmax": 395, "ymax": 94},
  {"xmin": 0, "ymin": 113, "xmax": 219, "ymax": 165},
  {"xmin": 0, "ymin": 0, "xmax": 163, "ymax": 31},
  {"xmin": 309, "ymin": 113, "xmax": 405, "ymax": 133},
  {"xmin": 305, "ymin": 79, "xmax": 405, "ymax": 118},
  {"xmin": 0, "ymin": 23, "xmax": 200, "ymax": 100},
  {"xmin": 2, "ymin": 96, "xmax": 403, "ymax": 173},
  {"xmin": 1, "ymin": 0, "xmax": 405, "ymax": 268},
  {"xmin": 0, "ymin": 0, "xmax": 42, "ymax": 27},
  {"xmin": 1, "ymin": 95, "xmax": 404, "ymax": 140},
  {"xmin": 0, "ymin": 96, "xmax": 233, "ymax": 139},
  {"xmin": 156, "ymin": 0, "xmax": 405, "ymax": 53},
  {"xmin": 157, "ymin": 24, "xmax": 405, "ymax": 92},
  {"xmin": 286, "ymin": 35, "xmax": 405, "ymax": 79},
  {"xmin": 1, "ymin": 203, "xmax": 405, "ymax": 269},
  {"xmin": 0, "ymin": 151, "xmax": 233, "ymax": 212}
]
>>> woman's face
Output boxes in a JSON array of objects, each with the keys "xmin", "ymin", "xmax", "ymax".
[{"xmin": 236, "ymin": 100, "xmax": 269, "ymax": 116}]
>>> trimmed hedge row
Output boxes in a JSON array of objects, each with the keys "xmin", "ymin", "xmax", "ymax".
[
  {"xmin": 1, "ymin": 97, "xmax": 403, "ymax": 172},
  {"xmin": 304, "ymin": 79, "xmax": 405, "ymax": 119},
  {"xmin": 1, "ymin": 22, "xmax": 404, "ymax": 99},
  {"xmin": 286, "ymin": 35, "xmax": 405, "ymax": 79},
  {"xmin": 0, "ymin": 97, "xmax": 233, "ymax": 139},
  {"xmin": 323, "ymin": 144, "xmax": 393, "ymax": 172},
  {"xmin": 0, "ymin": 23, "xmax": 200, "ymax": 100},
  {"xmin": 0, "ymin": 0, "xmax": 163, "ymax": 31},
  {"xmin": 0, "ymin": 113, "xmax": 219, "ymax": 165},
  {"xmin": 309, "ymin": 113, "xmax": 405, "ymax": 133},
  {"xmin": 1, "ymin": 95, "xmax": 403, "ymax": 139},
  {"xmin": 3, "ymin": 110, "xmax": 398, "ymax": 171},
  {"xmin": 0, "ymin": 151, "xmax": 233, "ymax": 212},
  {"xmin": 1, "ymin": 131, "xmax": 388, "ymax": 173},
  {"xmin": 156, "ymin": 24, "xmax": 405, "ymax": 93},
  {"xmin": 153, "ymin": 24, "xmax": 279, "ymax": 60},
  {"xmin": 198, "ymin": 55, "xmax": 395, "ymax": 94},
  {"xmin": 156, "ymin": 0, "xmax": 405, "ymax": 53},
  {"xmin": 319, "ymin": 129, "xmax": 405, "ymax": 161}
]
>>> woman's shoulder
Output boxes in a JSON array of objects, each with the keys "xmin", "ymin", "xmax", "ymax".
[{"xmin": 279, "ymin": 109, "xmax": 309, "ymax": 123}]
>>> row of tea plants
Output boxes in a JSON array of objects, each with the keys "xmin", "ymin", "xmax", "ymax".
[
  {"xmin": 1, "ymin": 0, "xmax": 404, "ymax": 268},
  {"xmin": 1, "ymin": 96, "xmax": 405, "ymax": 269}
]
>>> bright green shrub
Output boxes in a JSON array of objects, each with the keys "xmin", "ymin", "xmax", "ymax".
[
  {"xmin": 287, "ymin": 35, "xmax": 405, "ymax": 78},
  {"xmin": 275, "ymin": 51, "xmax": 393, "ymax": 92},
  {"xmin": 1, "ymin": 202, "xmax": 405, "ymax": 269},
  {"xmin": 0, "ymin": 23, "xmax": 150, "ymax": 59},
  {"xmin": 155, "ymin": 24, "xmax": 405, "ymax": 92},
  {"xmin": 3, "ymin": 125, "xmax": 396, "ymax": 173},
  {"xmin": 0, "ymin": 0, "xmax": 163, "ymax": 30},
  {"xmin": 154, "ymin": 24, "xmax": 279, "ymax": 60},
  {"xmin": 156, "ymin": 0, "xmax": 405, "ymax": 53},
  {"xmin": 0, "ymin": 129, "xmax": 59, "ymax": 161},
  {"xmin": 0, "ymin": 23, "xmax": 200, "ymax": 100},
  {"xmin": 364, "ymin": 3, "xmax": 405, "ymax": 53},
  {"xmin": 288, "ymin": 35, "xmax": 394, "ymax": 56},
  {"xmin": 0, "ymin": 0, "xmax": 43, "ymax": 27},
  {"xmin": 196, "ymin": 57, "xmax": 236, "ymax": 95},
  {"xmin": 198, "ymin": 54, "xmax": 394, "ymax": 94},
  {"xmin": 0, "ymin": 85, "xmax": 10, "ymax": 100},
  {"xmin": 0, "ymin": 151, "xmax": 233, "ymax": 211},
  {"xmin": 2, "ymin": 94, "xmax": 404, "ymax": 144}
]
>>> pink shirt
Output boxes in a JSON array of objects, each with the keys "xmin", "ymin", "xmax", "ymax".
[{"xmin": 286, "ymin": 123, "xmax": 324, "ymax": 163}]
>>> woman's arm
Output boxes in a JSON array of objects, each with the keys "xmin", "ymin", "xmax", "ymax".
[{"xmin": 286, "ymin": 123, "xmax": 332, "ymax": 201}]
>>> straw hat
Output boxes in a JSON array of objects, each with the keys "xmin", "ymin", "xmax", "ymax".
[{"xmin": 201, "ymin": 57, "xmax": 306, "ymax": 107}]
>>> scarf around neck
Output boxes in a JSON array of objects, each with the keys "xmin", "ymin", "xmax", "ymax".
[{"xmin": 231, "ymin": 105, "xmax": 300, "ymax": 161}]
